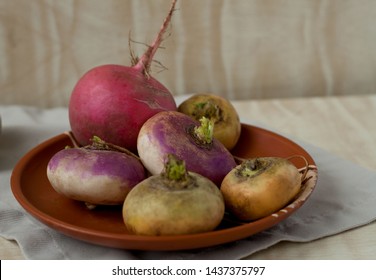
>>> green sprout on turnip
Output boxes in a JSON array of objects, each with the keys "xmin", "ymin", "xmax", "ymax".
[
  {"xmin": 193, "ymin": 117, "xmax": 214, "ymax": 145},
  {"xmin": 163, "ymin": 154, "xmax": 187, "ymax": 182}
]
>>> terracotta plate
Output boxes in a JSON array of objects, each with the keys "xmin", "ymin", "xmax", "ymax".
[{"xmin": 11, "ymin": 124, "xmax": 318, "ymax": 251}]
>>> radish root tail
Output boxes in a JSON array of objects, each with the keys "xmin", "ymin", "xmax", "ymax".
[{"xmin": 134, "ymin": 0, "xmax": 177, "ymax": 76}]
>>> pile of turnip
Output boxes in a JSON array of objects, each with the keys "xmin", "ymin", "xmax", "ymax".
[{"xmin": 46, "ymin": 0, "xmax": 311, "ymax": 236}]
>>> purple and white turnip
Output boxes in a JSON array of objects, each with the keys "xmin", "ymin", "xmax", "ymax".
[
  {"xmin": 47, "ymin": 136, "xmax": 146, "ymax": 208},
  {"xmin": 178, "ymin": 93, "xmax": 241, "ymax": 150},
  {"xmin": 68, "ymin": 0, "xmax": 178, "ymax": 152},
  {"xmin": 137, "ymin": 110, "xmax": 237, "ymax": 186},
  {"xmin": 123, "ymin": 154, "xmax": 225, "ymax": 235}
]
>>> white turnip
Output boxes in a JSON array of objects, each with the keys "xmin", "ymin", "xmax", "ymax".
[
  {"xmin": 47, "ymin": 136, "xmax": 146, "ymax": 208},
  {"xmin": 137, "ymin": 111, "xmax": 237, "ymax": 186},
  {"xmin": 123, "ymin": 154, "xmax": 225, "ymax": 235},
  {"xmin": 220, "ymin": 157, "xmax": 303, "ymax": 221},
  {"xmin": 69, "ymin": 0, "xmax": 178, "ymax": 152},
  {"xmin": 178, "ymin": 93, "xmax": 241, "ymax": 150}
]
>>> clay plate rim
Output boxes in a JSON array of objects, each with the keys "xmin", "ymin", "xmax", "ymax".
[{"xmin": 10, "ymin": 123, "xmax": 317, "ymax": 251}]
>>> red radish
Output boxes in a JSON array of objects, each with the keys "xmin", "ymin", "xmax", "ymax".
[
  {"xmin": 137, "ymin": 111, "xmax": 237, "ymax": 186},
  {"xmin": 69, "ymin": 0, "xmax": 178, "ymax": 152}
]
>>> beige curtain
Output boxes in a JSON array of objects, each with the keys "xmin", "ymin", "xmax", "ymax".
[{"xmin": 1, "ymin": 0, "xmax": 376, "ymax": 107}]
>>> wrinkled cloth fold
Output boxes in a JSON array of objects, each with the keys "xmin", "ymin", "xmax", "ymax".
[{"xmin": 1, "ymin": 105, "xmax": 376, "ymax": 259}]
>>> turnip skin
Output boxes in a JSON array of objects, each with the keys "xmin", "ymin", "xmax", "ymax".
[
  {"xmin": 68, "ymin": 0, "xmax": 178, "ymax": 152},
  {"xmin": 137, "ymin": 111, "xmax": 237, "ymax": 186},
  {"xmin": 69, "ymin": 64, "xmax": 177, "ymax": 152},
  {"xmin": 220, "ymin": 157, "xmax": 301, "ymax": 221},
  {"xmin": 178, "ymin": 93, "xmax": 241, "ymax": 150},
  {"xmin": 123, "ymin": 156, "xmax": 225, "ymax": 235},
  {"xmin": 47, "ymin": 147, "xmax": 146, "ymax": 206}
]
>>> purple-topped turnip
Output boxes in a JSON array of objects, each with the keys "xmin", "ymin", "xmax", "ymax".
[
  {"xmin": 178, "ymin": 93, "xmax": 241, "ymax": 150},
  {"xmin": 137, "ymin": 111, "xmax": 237, "ymax": 186},
  {"xmin": 123, "ymin": 154, "xmax": 225, "ymax": 235},
  {"xmin": 47, "ymin": 136, "xmax": 146, "ymax": 208},
  {"xmin": 69, "ymin": 0, "xmax": 178, "ymax": 152}
]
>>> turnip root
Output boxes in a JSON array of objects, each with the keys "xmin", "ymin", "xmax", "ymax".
[
  {"xmin": 47, "ymin": 136, "xmax": 146, "ymax": 207},
  {"xmin": 178, "ymin": 93, "xmax": 241, "ymax": 150},
  {"xmin": 137, "ymin": 111, "xmax": 237, "ymax": 186},
  {"xmin": 68, "ymin": 0, "xmax": 178, "ymax": 152},
  {"xmin": 123, "ymin": 154, "xmax": 225, "ymax": 235},
  {"xmin": 220, "ymin": 157, "xmax": 302, "ymax": 221}
]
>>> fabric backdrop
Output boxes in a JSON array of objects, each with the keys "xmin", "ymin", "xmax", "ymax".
[{"xmin": 1, "ymin": 0, "xmax": 376, "ymax": 107}]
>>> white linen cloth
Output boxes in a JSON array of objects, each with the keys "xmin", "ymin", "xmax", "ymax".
[{"xmin": 1, "ymin": 104, "xmax": 376, "ymax": 259}]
